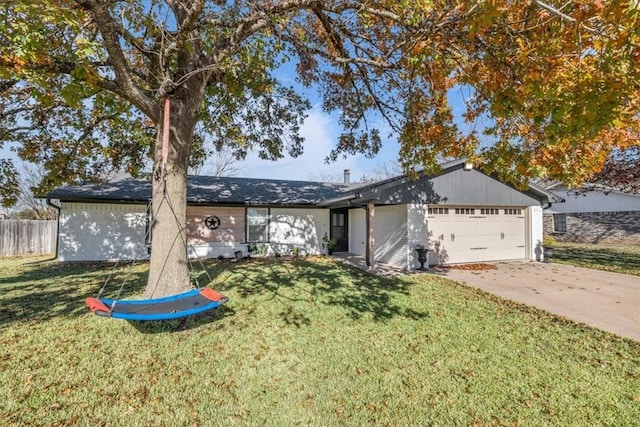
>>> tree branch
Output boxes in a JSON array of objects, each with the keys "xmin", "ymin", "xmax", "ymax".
[
  {"xmin": 75, "ymin": 0, "xmax": 158, "ymax": 118},
  {"xmin": 532, "ymin": 0, "xmax": 597, "ymax": 33}
]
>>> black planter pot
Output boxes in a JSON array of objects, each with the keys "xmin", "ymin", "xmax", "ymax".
[
  {"xmin": 415, "ymin": 248, "xmax": 430, "ymax": 271},
  {"xmin": 543, "ymin": 246, "xmax": 553, "ymax": 262}
]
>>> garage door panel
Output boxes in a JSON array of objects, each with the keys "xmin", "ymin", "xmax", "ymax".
[{"xmin": 428, "ymin": 207, "xmax": 525, "ymax": 265}]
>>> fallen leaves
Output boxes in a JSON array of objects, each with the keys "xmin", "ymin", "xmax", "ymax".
[{"xmin": 442, "ymin": 263, "xmax": 498, "ymax": 271}]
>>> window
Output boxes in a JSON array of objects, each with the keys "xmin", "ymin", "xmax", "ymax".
[
  {"xmin": 553, "ymin": 213, "xmax": 567, "ymax": 233},
  {"xmin": 480, "ymin": 208, "xmax": 499, "ymax": 215},
  {"xmin": 246, "ymin": 208, "xmax": 270, "ymax": 242},
  {"xmin": 430, "ymin": 207, "xmax": 449, "ymax": 215},
  {"xmin": 455, "ymin": 208, "xmax": 475, "ymax": 215},
  {"xmin": 504, "ymin": 208, "xmax": 522, "ymax": 215},
  {"xmin": 332, "ymin": 213, "xmax": 345, "ymax": 227}
]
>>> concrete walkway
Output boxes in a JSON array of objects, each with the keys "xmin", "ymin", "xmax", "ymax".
[{"xmin": 335, "ymin": 254, "xmax": 640, "ymax": 341}]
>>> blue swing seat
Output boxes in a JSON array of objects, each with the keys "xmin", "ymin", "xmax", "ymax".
[{"xmin": 86, "ymin": 288, "xmax": 228, "ymax": 321}]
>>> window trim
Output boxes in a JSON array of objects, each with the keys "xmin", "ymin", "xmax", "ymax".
[
  {"xmin": 429, "ymin": 206, "xmax": 449, "ymax": 215},
  {"xmin": 454, "ymin": 208, "xmax": 475, "ymax": 215},
  {"xmin": 480, "ymin": 208, "xmax": 499, "ymax": 215},
  {"xmin": 504, "ymin": 208, "xmax": 523, "ymax": 215}
]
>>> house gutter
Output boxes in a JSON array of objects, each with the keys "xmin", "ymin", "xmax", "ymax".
[
  {"xmin": 316, "ymin": 192, "xmax": 362, "ymax": 207},
  {"xmin": 527, "ymin": 182, "xmax": 564, "ymax": 208}
]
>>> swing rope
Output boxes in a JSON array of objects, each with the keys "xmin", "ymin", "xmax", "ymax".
[{"xmin": 96, "ymin": 96, "xmax": 217, "ymax": 306}]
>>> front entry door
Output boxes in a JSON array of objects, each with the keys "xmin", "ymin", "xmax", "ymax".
[{"xmin": 330, "ymin": 209, "xmax": 349, "ymax": 252}]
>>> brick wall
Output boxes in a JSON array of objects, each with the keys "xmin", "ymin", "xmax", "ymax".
[
  {"xmin": 544, "ymin": 211, "xmax": 640, "ymax": 244},
  {"xmin": 186, "ymin": 206, "xmax": 245, "ymax": 244}
]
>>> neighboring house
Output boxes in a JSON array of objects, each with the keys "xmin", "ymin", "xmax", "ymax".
[
  {"xmin": 543, "ymin": 183, "xmax": 640, "ymax": 244},
  {"xmin": 44, "ymin": 160, "xmax": 557, "ymax": 269}
]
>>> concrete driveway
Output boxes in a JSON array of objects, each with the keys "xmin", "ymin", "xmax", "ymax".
[{"xmin": 438, "ymin": 261, "xmax": 640, "ymax": 341}]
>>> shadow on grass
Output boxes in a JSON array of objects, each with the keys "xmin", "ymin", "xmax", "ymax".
[
  {"xmin": 199, "ymin": 257, "xmax": 429, "ymax": 326},
  {"xmin": 1, "ymin": 256, "xmax": 428, "ymax": 329},
  {"xmin": 0, "ymin": 260, "xmax": 150, "ymax": 328},
  {"xmin": 128, "ymin": 305, "xmax": 234, "ymax": 334},
  {"xmin": 554, "ymin": 245, "xmax": 640, "ymax": 274}
]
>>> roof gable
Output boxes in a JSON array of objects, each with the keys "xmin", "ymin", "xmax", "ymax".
[
  {"xmin": 429, "ymin": 167, "xmax": 542, "ymax": 206},
  {"xmin": 354, "ymin": 162, "xmax": 547, "ymax": 206}
]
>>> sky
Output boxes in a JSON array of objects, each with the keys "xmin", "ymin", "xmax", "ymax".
[
  {"xmin": 0, "ymin": 88, "xmax": 478, "ymax": 185},
  {"xmin": 228, "ymin": 62, "xmax": 403, "ymax": 183},
  {"xmin": 232, "ymin": 105, "xmax": 401, "ymax": 183},
  {"xmin": 232, "ymin": 61, "xmax": 477, "ymax": 182},
  {"xmin": 233, "ymin": 84, "xmax": 477, "ymax": 182}
]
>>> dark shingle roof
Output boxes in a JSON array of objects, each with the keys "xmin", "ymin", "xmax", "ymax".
[{"xmin": 45, "ymin": 175, "xmax": 366, "ymax": 206}]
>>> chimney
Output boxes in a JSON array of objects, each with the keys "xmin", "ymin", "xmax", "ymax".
[{"xmin": 343, "ymin": 169, "xmax": 351, "ymax": 184}]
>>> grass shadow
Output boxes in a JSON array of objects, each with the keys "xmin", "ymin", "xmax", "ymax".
[
  {"xmin": 1, "ymin": 256, "xmax": 428, "ymax": 329},
  {"xmin": 554, "ymin": 244, "xmax": 640, "ymax": 275},
  {"xmin": 0, "ymin": 258, "xmax": 229, "ymax": 327},
  {"xmin": 127, "ymin": 305, "xmax": 234, "ymax": 334},
  {"xmin": 203, "ymin": 257, "xmax": 430, "ymax": 325}
]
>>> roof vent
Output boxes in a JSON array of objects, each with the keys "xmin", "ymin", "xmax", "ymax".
[{"xmin": 344, "ymin": 169, "xmax": 351, "ymax": 184}]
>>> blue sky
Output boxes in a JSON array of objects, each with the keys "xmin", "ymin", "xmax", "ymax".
[
  {"xmin": 236, "ymin": 84, "xmax": 477, "ymax": 182},
  {"xmin": 235, "ymin": 104, "xmax": 401, "ymax": 182},
  {"xmin": 231, "ymin": 63, "xmax": 402, "ymax": 182}
]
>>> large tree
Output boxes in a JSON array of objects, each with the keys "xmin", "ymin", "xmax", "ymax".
[{"xmin": 1, "ymin": 1, "xmax": 638, "ymax": 296}]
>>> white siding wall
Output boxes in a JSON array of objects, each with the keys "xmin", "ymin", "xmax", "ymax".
[
  {"xmin": 58, "ymin": 202, "xmax": 148, "ymax": 262},
  {"xmin": 269, "ymin": 208, "xmax": 329, "ymax": 256},
  {"xmin": 407, "ymin": 204, "xmax": 429, "ymax": 269},
  {"xmin": 548, "ymin": 189, "xmax": 640, "ymax": 213},
  {"xmin": 528, "ymin": 205, "xmax": 544, "ymax": 261},
  {"xmin": 349, "ymin": 208, "xmax": 367, "ymax": 257},
  {"xmin": 374, "ymin": 205, "xmax": 408, "ymax": 268},
  {"xmin": 58, "ymin": 204, "xmax": 330, "ymax": 261}
]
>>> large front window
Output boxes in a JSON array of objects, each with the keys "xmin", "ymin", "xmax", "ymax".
[{"xmin": 247, "ymin": 208, "xmax": 270, "ymax": 242}]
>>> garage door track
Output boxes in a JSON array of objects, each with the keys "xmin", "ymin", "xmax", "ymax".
[{"xmin": 439, "ymin": 261, "xmax": 640, "ymax": 341}]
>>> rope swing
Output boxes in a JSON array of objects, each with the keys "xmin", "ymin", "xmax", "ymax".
[{"xmin": 85, "ymin": 97, "xmax": 229, "ymax": 321}]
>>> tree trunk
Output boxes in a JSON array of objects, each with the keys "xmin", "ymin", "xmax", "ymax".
[{"xmin": 144, "ymin": 93, "xmax": 201, "ymax": 298}]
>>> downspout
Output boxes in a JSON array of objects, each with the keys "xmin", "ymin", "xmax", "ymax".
[{"xmin": 46, "ymin": 199, "xmax": 61, "ymax": 260}]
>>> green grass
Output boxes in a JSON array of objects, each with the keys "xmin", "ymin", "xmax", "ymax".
[
  {"xmin": 1, "ymin": 256, "xmax": 639, "ymax": 426},
  {"xmin": 553, "ymin": 242, "xmax": 640, "ymax": 276}
]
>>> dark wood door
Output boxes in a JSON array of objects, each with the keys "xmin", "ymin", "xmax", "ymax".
[{"xmin": 330, "ymin": 209, "xmax": 349, "ymax": 252}]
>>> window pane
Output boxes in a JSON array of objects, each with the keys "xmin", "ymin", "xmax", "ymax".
[
  {"xmin": 247, "ymin": 208, "xmax": 269, "ymax": 242},
  {"xmin": 553, "ymin": 213, "xmax": 567, "ymax": 232}
]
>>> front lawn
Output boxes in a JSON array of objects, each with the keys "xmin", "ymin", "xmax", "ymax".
[
  {"xmin": 552, "ymin": 242, "xmax": 640, "ymax": 276},
  {"xmin": 1, "ymin": 256, "xmax": 639, "ymax": 426}
]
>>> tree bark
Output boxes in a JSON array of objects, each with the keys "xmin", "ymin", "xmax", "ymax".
[{"xmin": 144, "ymin": 91, "xmax": 202, "ymax": 298}]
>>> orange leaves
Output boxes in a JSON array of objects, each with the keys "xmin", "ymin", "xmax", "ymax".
[{"xmin": 467, "ymin": 0, "xmax": 509, "ymax": 39}]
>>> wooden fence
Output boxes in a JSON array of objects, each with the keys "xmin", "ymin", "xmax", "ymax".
[{"xmin": 0, "ymin": 220, "xmax": 57, "ymax": 257}]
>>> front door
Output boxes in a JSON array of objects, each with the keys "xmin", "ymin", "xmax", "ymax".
[{"xmin": 330, "ymin": 209, "xmax": 349, "ymax": 252}]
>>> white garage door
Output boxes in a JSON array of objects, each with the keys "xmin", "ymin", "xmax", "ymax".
[{"xmin": 428, "ymin": 207, "xmax": 526, "ymax": 265}]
